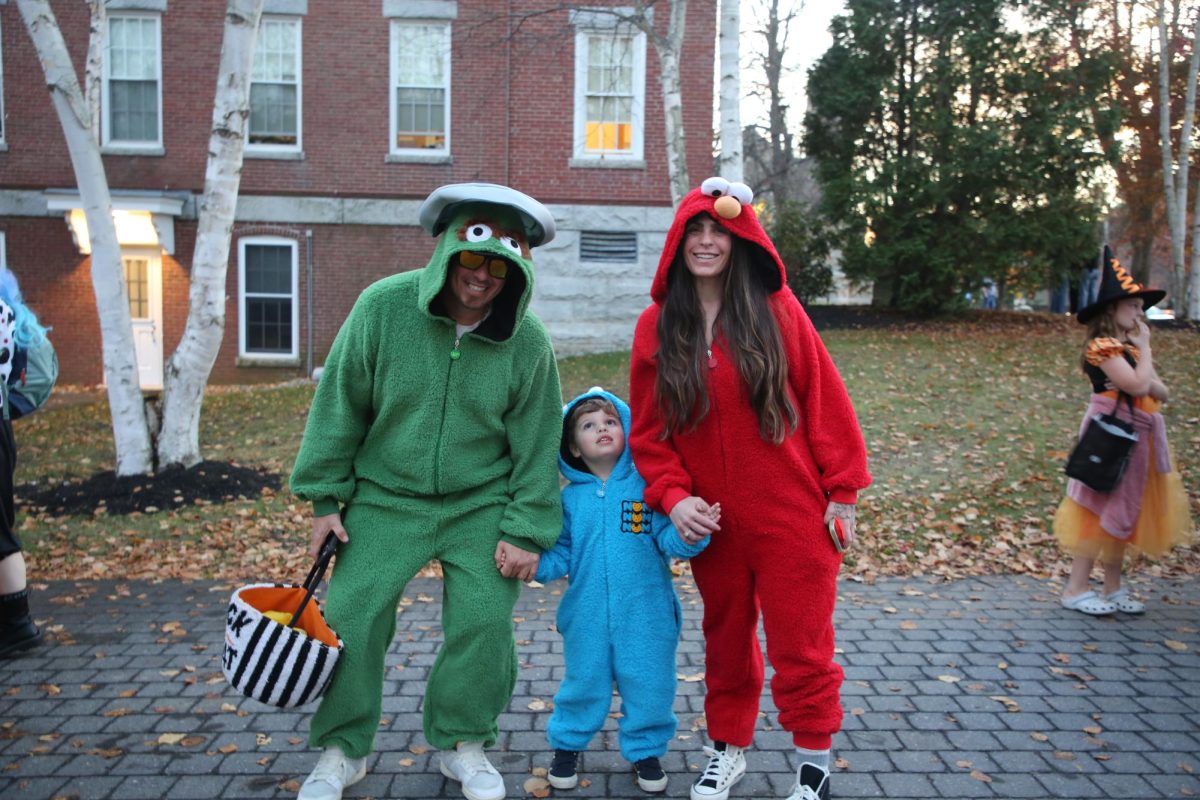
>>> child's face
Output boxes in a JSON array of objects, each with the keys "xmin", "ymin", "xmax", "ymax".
[
  {"xmin": 569, "ymin": 408, "xmax": 625, "ymax": 468},
  {"xmin": 1111, "ymin": 297, "xmax": 1144, "ymax": 333}
]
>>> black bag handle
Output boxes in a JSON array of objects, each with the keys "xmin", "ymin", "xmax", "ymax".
[
  {"xmin": 287, "ymin": 532, "xmax": 339, "ymax": 628},
  {"xmin": 1106, "ymin": 391, "xmax": 1136, "ymax": 424}
]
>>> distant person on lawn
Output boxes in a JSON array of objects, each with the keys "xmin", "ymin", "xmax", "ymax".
[
  {"xmin": 1056, "ymin": 246, "xmax": 1192, "ymax": 617},
  {"xmin": 289, "ymin": 184, "xmax": 564, "ymax": 800}
]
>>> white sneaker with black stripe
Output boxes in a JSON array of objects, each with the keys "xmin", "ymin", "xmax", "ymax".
[{"xmin": 690, "ymin": 742, "xmax": 746, "ymax": 800}]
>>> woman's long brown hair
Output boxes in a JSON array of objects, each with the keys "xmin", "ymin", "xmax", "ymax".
[{"xmin": 654, "ymin": 230, "xmax": 798, "ymax": 443}]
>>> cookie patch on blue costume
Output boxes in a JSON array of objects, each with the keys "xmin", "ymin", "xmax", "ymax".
[{"xmin": 621, "ymin": 500, "xmax": 653, "ymax": 535}]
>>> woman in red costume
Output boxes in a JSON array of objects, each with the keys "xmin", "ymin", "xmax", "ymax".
[{"xmin": 629, "ymin": 178, "xmax": 871, "ymax": 800}]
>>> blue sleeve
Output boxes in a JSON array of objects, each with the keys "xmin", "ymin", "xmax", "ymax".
[
  {"xmin": 535, "ymin": 503, "xmax": 573, "ymax": 583},
  {"xmin": 653, "ymin": 505, "xmax": 708, "ymax": 560}
]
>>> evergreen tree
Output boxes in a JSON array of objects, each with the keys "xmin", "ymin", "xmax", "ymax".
[{"xmin": 804, "ymin": 0, "xmax": 1108, "ymax": 313}]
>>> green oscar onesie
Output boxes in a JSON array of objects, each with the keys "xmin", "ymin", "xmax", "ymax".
[{"xmin": 290, "ymin": 200, "xmax": 563, "ymax": 759}]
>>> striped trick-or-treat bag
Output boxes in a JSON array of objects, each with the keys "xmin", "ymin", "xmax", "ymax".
[{"xmin": 223, "ymin": 534, "xmax": 343, "ymax": 708}]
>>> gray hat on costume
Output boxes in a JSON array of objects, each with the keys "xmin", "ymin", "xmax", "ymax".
[{"xmin": 418, "ymin": 183, "xmax": 557, "ymax": 247}]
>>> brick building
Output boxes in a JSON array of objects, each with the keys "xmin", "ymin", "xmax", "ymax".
[{"xmin": 0, "ymin": 0, "xmax": 715, "ymax": 387}]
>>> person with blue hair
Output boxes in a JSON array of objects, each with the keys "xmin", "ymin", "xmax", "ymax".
[{"xmin": 0, "ymin": 268, "xmax": 51, "ymax": 658}]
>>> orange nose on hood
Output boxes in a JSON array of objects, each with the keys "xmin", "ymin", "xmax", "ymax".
[{"xmin": 651, "ymin": 185, "xmax": 787, "ymax": 304}]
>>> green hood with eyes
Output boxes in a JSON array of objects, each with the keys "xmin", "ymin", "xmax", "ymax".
[{"xmin": 417, "ymin": 203, "xmax": 536, "ymax": 342}]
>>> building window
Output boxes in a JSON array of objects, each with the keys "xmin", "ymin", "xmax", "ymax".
[
  {"xmin": 248, "ymin": 17, "xmax": 302, "ymax": 151},
  {"xmin": 239, "ymin": 237, "xmax": 298, "ymax": 359},
  {"xmin": 103, "ymin": 14, "xmax": 163, "ymax": 148},
  {"xmin": 574, "ymin": 27, "xmax": 645, "ymax": 160},
  {"xmin": 124, "ymin": 256, "xmax": 150, "ymax": 319},
  {"xmin": 389, "ymin": 22, "xmax": 450, "ymax": 154}
]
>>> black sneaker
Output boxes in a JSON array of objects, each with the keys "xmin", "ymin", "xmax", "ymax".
[
  {"xmin": 549, "ymin": 749, "xmax": 579, "ymax": 789},
  {"xmin": 634, "ymin": 756, "xmax": 668, "ymax": 793},
  {"xmin": 785, "ymin": 762, "xmax": 830, "ymax": 800}
]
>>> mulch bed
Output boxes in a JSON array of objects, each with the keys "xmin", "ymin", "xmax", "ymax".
[{"xmin": 17, "ymin": 460, "xmax": 281, "ymax": 516}]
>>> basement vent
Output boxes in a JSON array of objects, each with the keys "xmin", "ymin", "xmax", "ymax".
[{"xmin": 580, "ymin": 230, "xmax": 638, "ymax": 262}]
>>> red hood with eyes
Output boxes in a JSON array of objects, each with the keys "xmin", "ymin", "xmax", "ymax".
[{"xmin": 651, "ymin": 187, "xmax": 787, "ymax": 304}]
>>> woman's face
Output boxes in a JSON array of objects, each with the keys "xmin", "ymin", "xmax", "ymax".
[
  {"xmin": 1111, "ymin": 297, "xmax": 1144, "ymax": 332},
  {"xmin": 682, "ymin": 215, "xmax": 732, "ymax": 281}
]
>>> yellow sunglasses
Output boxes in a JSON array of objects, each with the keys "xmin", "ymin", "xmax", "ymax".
[{"xmin": 456, "ymin": 250, "xmax": 510, "ymax": 279}]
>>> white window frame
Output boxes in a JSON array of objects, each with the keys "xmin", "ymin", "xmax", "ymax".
[
  {"xmin": 388, "ymin": 20, "xmax": 451, "ymax": 160},
  {"xmin": 246, "ymin": 16, "xmax": 303, "ymax": 158},
  {"xmin": 0, "ymin": 232, "xmax": 6, "ymax": 272},
  {"xmin": 572, "ymin": 24, "xmax": 646, "ymax": 164},
  {"xmin": 238, "ymin": 236, "xmax": 299, "ymax": 361},
  {"xmin": 102, "ymin": 12, "xmax": 164, "ymax": 153}
]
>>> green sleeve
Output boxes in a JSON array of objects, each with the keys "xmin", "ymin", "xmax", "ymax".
[
  {"xmin": 498, "ymin": 337, "xmax": 564, "ymax": 553},
  {"xmin": 289, "ymin": 291, "xmax": 377, "ymax": 512}
]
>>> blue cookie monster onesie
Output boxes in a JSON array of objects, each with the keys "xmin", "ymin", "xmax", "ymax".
[{"xmin": 535, "ymin": 388, "xmax": 708, "ymax": 762}]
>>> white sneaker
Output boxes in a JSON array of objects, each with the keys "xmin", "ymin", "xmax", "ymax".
[
  {"xmin": 440, "ymin": 741, "xmax": 507, "ymax": 800},
  {"xmin": 783, "ymin": 763, "xmax": 830, "ymax": 800},
  {"xmin": 298, "ymin": 746, "xmax": 367, "ymax": 800},
  {"xmin": 690, "ymin": 742, "xmax": 746, "ymax": 800}
]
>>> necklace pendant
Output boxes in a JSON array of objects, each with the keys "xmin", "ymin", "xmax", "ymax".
[{"xmin": 706, "ymin": 348, "xmax": 717, "ymax": 369}]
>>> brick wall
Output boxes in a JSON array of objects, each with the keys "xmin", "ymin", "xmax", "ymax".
[
  {"xmin": 0, "ymin": 0, "xmax": 716, "ymax": 385},
  {"xmin": 1, "ymin": 0, "xmax": 715, "ymax": 204}
]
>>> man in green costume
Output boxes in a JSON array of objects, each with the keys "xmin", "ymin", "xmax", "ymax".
[{"xmin": 290, "ymin": 184, "xmax": 564, "ymax": 800}]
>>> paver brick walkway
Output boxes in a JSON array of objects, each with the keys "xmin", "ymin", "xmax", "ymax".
[{"xmin": 1, "ymin": 574, "xmax": 1198, "ymax": 799}]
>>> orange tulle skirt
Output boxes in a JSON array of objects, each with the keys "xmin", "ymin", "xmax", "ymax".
[{"xmin": 1054, "ymin": 402, "xmax": 1194, "ymax": 562}]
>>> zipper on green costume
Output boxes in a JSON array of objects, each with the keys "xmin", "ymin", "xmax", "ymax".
[{"xmin": 433, "ymin": 333, "xmax": 462, "ymax": 493}]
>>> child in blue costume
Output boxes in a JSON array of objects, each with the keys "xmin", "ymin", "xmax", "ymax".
[{"xmin": 536, "ymin": 388, "xmax": 717, "ymax": 793}]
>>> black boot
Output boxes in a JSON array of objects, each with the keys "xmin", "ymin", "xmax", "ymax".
[{"xmin": 0, "ymin": 588, "xmax": 42, "ymax": 658}]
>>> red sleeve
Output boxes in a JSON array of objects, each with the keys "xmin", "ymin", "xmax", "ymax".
[
  {"xmin": 628, "ymin": 306, "xmax": 693, "ymax": 514},
  {"xmin": 776, "ymin": 292, "xmax": 871, "ymax": 503}
]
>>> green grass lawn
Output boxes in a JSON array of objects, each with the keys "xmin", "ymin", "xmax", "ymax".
[{"xmin": 15, "ymin": 315, "xmax": 1199, "ymax": 582}]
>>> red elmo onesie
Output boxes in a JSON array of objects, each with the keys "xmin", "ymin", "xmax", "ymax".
[{"xmin": 629, "ymin": 182, "xmax": 872, "ymax": 750}]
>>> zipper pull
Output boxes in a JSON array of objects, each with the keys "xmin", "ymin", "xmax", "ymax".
[
  {"xmin": 596, "ymin": 478, "xmax": 606, "ymax": 498},
  {"xmin": 451, "ymin": 335, "xmax": 462, "ymax": 360}
]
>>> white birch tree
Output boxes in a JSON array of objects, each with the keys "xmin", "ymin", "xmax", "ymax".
[
  {"xmin": 84, "ymin": 0, "xmax": 104, "ymax": 144},
  {"xmin": 17, "ymin": 0, "xmax": 154, "ymax": 475},
  {"xmin": 157, "ymin": 0, "xmax": 263, "ymax": 466},
  {"xmin": 651, "ymin": 0, "xmax": 691, "ymax": 205},
  {"xmin": 1155, "ymin": 0, "xmax": 1200, "ymax": 319},
  {"xmin": 20, "ymin": 0, "xmax": 264, "ymax": 473},
  {"xmin": 716, "ymin": 0, "xmax": 743, "ymax": 181}
]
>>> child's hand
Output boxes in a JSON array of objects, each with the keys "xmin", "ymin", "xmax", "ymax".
[{"xmin": 707, "ymin": 503, "xmax": 721, "ymax": 524}]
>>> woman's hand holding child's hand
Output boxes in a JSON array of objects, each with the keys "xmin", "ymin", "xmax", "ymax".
[{"xmin": 671, "ymin": 496, "xmax": 720, "ymax": 545}]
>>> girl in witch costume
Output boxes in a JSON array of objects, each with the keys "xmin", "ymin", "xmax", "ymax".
[
  {"xmin": 629, "ymin": 178, "xmax": 871, "ymax": 800},
  {"xmin": 1056, "ymin": 247, "xmax": 1192, "ymax": 616},
  {"xmin": 0, "ymin": 269, "xmax": 51, "ymax": 658}
]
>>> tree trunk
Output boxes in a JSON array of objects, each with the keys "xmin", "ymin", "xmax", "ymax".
[
  {"xmin": 1191, "ymin": 156, "xmax": 1200, "ymax": 318},
  {"xmin": 1157, "ymin": 0, "xmax": 1197, "ymax": 316},
  {"xmin": 84, "ymin": 0, "xmax": 104, "ymax": 144},
  {"xmin": 716, "ymin": 0, "xmax": 742, "ymax": 182},
  {"xmin": 1177, "ymin": 15, "xmax": 1200, "ymax": 319},
  {"xmin": 17, "ymin": 0, "xmax": 154, "ymax": 476},
  {"xmin": 654, "ymin": 0, "xmax": 691, "ymax": 206},
  {"xmin": 157, "ymin": 0, "xmax": 264, "ymax": 467}
]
